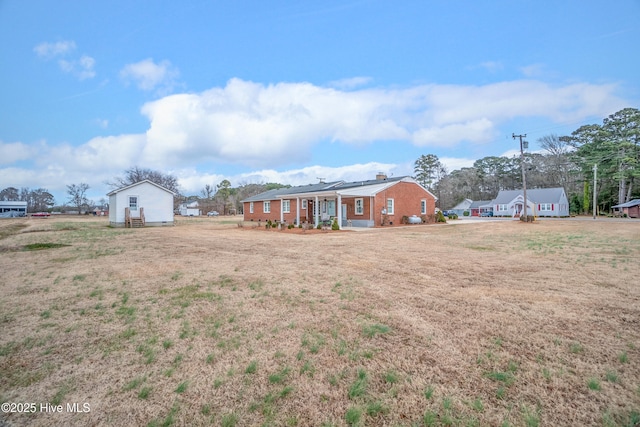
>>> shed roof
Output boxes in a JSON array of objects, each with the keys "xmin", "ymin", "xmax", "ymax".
[
  {"xmin": 612, "ymin": 199, "xmax": 640, "ymax": 208},
  {"xmin": 106, "ymin": 179, "xmax": 176, "ymax": 196}
]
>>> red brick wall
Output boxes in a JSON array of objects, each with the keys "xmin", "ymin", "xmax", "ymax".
[
  {"xmin": 342, "ymin": 196, "xmax": 372, "ymax": 219},
  {"xmin": 243, "ymin": 199, "xmax": 303, "ymax": 223},
  {"xmin": 372, "ymin": 182, "xmax": 436, "ymax": 224}
]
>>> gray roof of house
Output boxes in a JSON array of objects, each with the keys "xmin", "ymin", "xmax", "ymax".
[
  {"xmin": 241, "ymin": 176, "xmax": 409, "ymax": 202},
  {"xmin": 241, "ymin": 181, "xmax": 342, "ymax": 202},
  {"xmin": 612, "ymin": 199, "xmax": 640, "ymax": 208},
  {"xmin": 468, "ymin": 200, "xmax": 493, "ymax": 209},
  {"xmin": 492, "ymin": 188, "xmax": 565, "ymax": 204}
]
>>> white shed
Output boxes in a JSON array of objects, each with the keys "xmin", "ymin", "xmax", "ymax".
[{"xmin": 107, "ymin": 180, "xmax": 175, "ymax": 227}]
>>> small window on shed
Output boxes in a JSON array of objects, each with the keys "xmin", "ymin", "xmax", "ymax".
[{"xmin": 129, "ymin": 196, "xmax": 138, "ymax": 211}]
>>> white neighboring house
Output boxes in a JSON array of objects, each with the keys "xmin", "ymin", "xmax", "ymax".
[
  {"xmin": 178, "ymin": 201, "xmax": 201, "ymax": 216},
  {"xmin": 491, "ymin": 188, "xmax": 569, "ymax": 218},
  {"xmin": 107, "ymin": 180, "xmax": 175, "ymax": 227}
]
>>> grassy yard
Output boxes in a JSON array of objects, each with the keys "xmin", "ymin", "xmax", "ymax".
[{"xmin": 0, "ymin": 216, "xmax": 639, "ymax": 426}]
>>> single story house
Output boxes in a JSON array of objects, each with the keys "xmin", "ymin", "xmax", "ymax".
[
  {"xmin": 242, "ymin": 175, "xmax": 437, "ymax": 228},
  {"xmin": 178, "ymin": 201, "xmax": 201, "ymax": 216},
  {"xmin": 468, "ymin": 200, "xmax": 494, "ymax": 217},
  {"xmin": 107, "ymin": 180, "xmax": 175, "ymax": 227},
  {"xmin": 0, "ymin": 201, "xmax": 27, "ymax": 217},
  {"xmin": 491, "ymin": 188, "xmax": 569, "ymax": 218},
  {"xmin": 449, "ymin": 198, "xmax": 472, "ymax": 216},
  {"xmin": 612, "ymin": 199, "xmax": 640, "ymax": 218}
]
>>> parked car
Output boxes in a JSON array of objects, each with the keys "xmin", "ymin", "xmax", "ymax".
[
  {"xmin": 207, "ymin": 211, "xmax": 219, "ymax": 216},
  {"xmin": 443, "ymin": 210, "xmax": 455, "ymax": 217},
  {"xmin": 480, "ymin": 211, "xmax": 493, "ymax": 217}
]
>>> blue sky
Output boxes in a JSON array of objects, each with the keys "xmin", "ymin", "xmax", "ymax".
[{"xmin": 1, "ymin": 1, "xmax": 638, "ymax": 204}]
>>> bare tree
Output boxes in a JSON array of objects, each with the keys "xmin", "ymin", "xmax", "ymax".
[
  {"xmin": 67, "ymin": 183, "xmax": 90, "ymax": 214},
  {"xmin": 108, "ymin": 166, "xmax": 180, "ymax": 195}
]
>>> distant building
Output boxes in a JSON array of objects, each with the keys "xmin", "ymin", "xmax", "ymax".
[
  {"xmin": 0, "ymin": 201, "xmax": 27, "ymax": 217},
  {"xmin": 491, "ymin": 188, "xmax": 569, "ymax": 218},
  {"xmin": 612, "ymin": 199, "xmax": 640, "ymax": 218}
]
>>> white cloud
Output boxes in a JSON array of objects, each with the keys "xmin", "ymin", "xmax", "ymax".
[
  {"xmin": 120, "ymin": 58, "xmax": 179, "ymax": 93},
  {"xmin": 34, "ymin": 40, "xmax": 96, "ymax": 80},
  {"xmin": 135, "ymin": 78, "xmax": 625, "ymax": 169},
  {"xmin": 477, "ymin": 61, "xmax": 504, "ymax": 73},
  {"xmin": 327, "ymin": 76, "xmax": 373, "ymax": 89},
  {"xmin": 0, "ymin": 141, "xmax": 36, "ymax": 164},
  {"xmin": 33, "ymin": 40, "xmax": 76, "ymax": 58},
  {"xmin": 58, "ymin": 55, "xmax": 96, "ymax": 80},
  {"xmin": 520, "ymin": 63, "xmax": 546, "ymax": 77},
  {"xmin": 231, "ymin": 162, "xmax": 398, "ymax": 188}
]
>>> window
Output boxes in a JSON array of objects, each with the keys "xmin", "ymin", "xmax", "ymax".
[
  {"xmin": 263, "ymin": 201, "xmax": 271, "ymax": 213},
  {"xmin": 129, "ymin": 196, "xmax": 138, "ymax": 211},
  {"xmin": 421, "ymin": 199, "xmax": 427, "ymax": 215},
  {"xmin": 282, "ymin": 200, "xmax": 290, "ymax": 213},
  {"xmin": 539, "ymin": 203, "xmax": 552, "ymax": 211},
  {"xmin": 355, "ymin": 198, "xmax": 364, "ymax": 215},
  {"xmin": 302, "ymin": 199, "xmax": 307, "ymax": 210},
  {"xmin": 249, "ymin": 202, "xmax": 254, "ymax": 214},
  {"xmin": 387, "ymin": 198, "xmax": 394, "ymax": 215},
  {"xmin": 498, "ymin": 204, "xmax": 508, "ymax": 212}
]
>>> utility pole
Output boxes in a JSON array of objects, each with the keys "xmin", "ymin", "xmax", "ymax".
[
  {"xmin": 593, "ymin": 164, "xmax": 597, "ymax": 220},
  {"xmin": 513, "ymin": 133, "xmax": 528, "ymax": 221}
]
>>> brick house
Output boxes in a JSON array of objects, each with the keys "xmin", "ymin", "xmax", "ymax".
[{"xmin": 242, "ymin": 175, "xmax": 437, "ymax": 228}]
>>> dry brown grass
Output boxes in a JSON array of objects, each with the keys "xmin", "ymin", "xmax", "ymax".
[{"xmin": 1, "ymin": 215, "xmax": 639, "ymax": 426}]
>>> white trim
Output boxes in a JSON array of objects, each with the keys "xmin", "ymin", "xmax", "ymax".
[
  {"xmin": 387, "ymin": 198, "xmax": 394, "ymax": 215},
  {"xmin": 282, "ymin": 199, "xmax": 291, "ymax": 213},
  {"xmin": 249, "ymin": 202, "xmax": 254, "ymax": 214},
  {"xmin": 421, "ymin": 199, "xmax": 427, "ymax": 215},
  {"xmin": 263, "ymin": 201, "xmax": 271, "ymax": 213}
]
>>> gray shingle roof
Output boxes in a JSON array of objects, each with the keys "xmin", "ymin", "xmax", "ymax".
[
  {"xmin": 612, "ymin": 199, "xmax": 640, "ymax": 208},
  {"xmin": 241, "ymin": 176, "xmax": 410, "ymax": 202},
  {"xmin": 241, "ymin": 181, "xmax": 342, "ymax": 202},
  {"xmin": 492, "ymin": 188, "xmax": 565, "ymax": 204}
]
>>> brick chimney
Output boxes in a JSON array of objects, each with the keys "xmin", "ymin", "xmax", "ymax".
[{"xmin": 376, "ymin": 172, "xmax": 387, "ymax": 180}]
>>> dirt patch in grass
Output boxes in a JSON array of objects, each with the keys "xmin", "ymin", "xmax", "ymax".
[{"xmin": 1, "ymin": 216, "xmax": 639, "ymax": 426}]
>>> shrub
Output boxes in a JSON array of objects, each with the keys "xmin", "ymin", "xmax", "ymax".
[
  {"xmin": 331, "ymin": 218, "xmax": 339, "ymax": 230},
  {"xmin": 436, "ymin": 211, "xmax": 446, "ymax": 222},
  {"xmin": 401, "ymin": 215, "xmax": 409, "ymax": 224},
  {"xmin": 463, "ymin": 210, "xmax": 470, "ymax": 216},
  {"xmin": 317, "ymin": 223, "xmax": 322, "ymax": 230}
]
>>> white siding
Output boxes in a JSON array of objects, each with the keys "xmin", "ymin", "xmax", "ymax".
[{"xmin": 108, "ymin": 181, "xmax": 174, "ymax": 226}]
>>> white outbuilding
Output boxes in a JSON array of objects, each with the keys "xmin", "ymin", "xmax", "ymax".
[{"xmin": 107, "ymin": 180, "xmax": 175, "ymax": 227}]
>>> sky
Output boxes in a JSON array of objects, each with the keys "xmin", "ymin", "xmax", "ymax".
[{"xmin": 1, "ymin": 1, "xmax": 638, "ymax": 205}]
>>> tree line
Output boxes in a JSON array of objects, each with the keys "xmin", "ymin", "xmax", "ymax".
[{"xmin": 414, "ymin": 107, "xmax": 639, "ymax": 214}]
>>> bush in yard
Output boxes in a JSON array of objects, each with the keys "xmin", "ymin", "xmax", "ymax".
[{"xmin": 332, "ymin": 218, "xmax": 340, "ymax": 230}]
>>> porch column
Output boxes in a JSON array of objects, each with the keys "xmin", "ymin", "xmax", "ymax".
[
  {"xmin": 296, "ymin": 197, "xmax": 300, "ymax": 225},
  {"xmin": 315, "ymin": 195, "xmax": 319, "ymax": 227},
  {"xmin": 280, "ymin": 199, "xmax": 284, "ymax": 223},
  {"xmin": 337, "ymin": 194, "xmax": 342, "ymax": 229}
]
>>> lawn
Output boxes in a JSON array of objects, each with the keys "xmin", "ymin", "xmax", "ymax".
[{"xmin": 0, "ymin": 216, "xmax": 639, "ymax": 426}]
